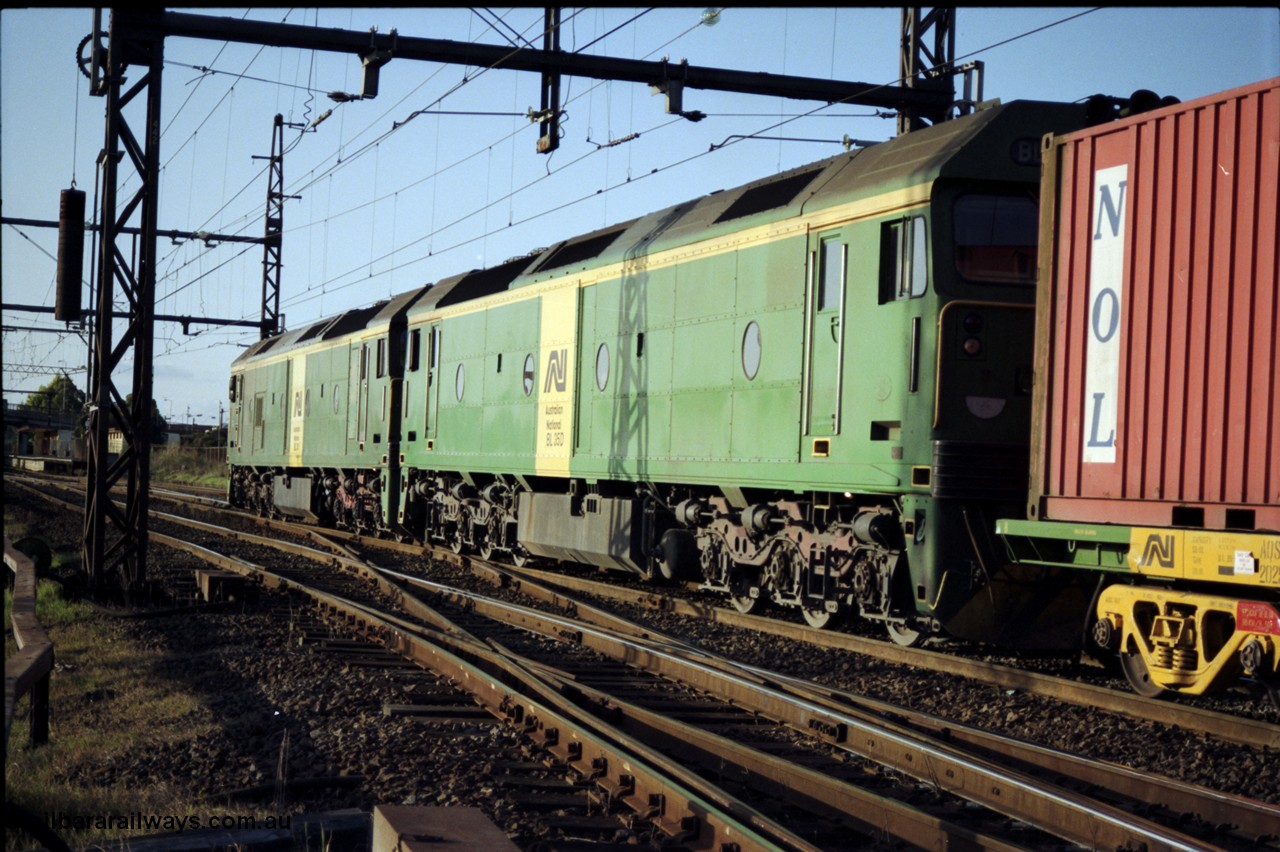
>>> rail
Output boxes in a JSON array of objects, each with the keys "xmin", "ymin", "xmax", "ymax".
[
  {"xmin": 13, "ymin": 477, "xmax": 1277, "ymax": 846},
  {"xmin": 4, "ymin": 537, "xmax": 54, "ymax": 755},
  {"xmin": 157, "ymin": 516, "xmax": 1271, "ymax": 849}
]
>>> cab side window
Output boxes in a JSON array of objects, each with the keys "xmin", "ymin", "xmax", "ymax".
[{"xmin": 880, "ymin": 216, "xmax": 928, "ymax": 302}]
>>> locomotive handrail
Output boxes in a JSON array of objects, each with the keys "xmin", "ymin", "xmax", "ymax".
[{"xmin": 4, "ymin": 536, "xmax": 54, "ymax": 756}]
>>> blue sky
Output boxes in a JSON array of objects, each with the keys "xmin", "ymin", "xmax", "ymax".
[{"xmin": 3, "ymin": 7, "xmax": 1277, "ymax": 426}]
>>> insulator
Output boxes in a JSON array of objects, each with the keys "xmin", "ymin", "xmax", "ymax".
[{"xmin": 56, "ymin": 188, "xmax": 85, "ymax": 322}]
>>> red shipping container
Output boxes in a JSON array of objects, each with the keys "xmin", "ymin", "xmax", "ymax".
[{"xmin": 1030, "ymin": 78, "xmax": 1280, "ymax": 531}]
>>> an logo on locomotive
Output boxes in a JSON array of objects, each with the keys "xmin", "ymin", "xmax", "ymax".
[{"xmin": 544, "ymin": 348, "xmax": 568, "ymax": 393}]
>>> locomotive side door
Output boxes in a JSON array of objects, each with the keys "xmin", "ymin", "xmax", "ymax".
[
  {"xmin": 347, "ymin": 341, "xmax": 370, "ymax": 449},
  {"xmin": 252, "ymin": 392, "xmax": 266, "ymax": 451},
  {"xmin": 804, "ymin": 231, "xmax": 848, "ymax": 439},
  {"xmin": 424, "ymin": 324, "xmax": 441, "ymax": 442}
]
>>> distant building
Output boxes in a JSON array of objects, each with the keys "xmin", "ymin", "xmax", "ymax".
[
  {"xmin": 162, "ymin": 423, "xmax": 216, "ymax": 446},
  {"xmin": 16, "ymin": 425, "xmax": 78, "ymax": 458}
]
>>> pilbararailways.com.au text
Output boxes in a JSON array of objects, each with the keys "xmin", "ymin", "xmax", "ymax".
[{"xmin": 46, "ymin": 812, "xmax": 291, "ymax": 833}]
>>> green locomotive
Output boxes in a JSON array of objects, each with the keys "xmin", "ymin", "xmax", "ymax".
[{"xmin": 229, "ymin": 97, "xmax": 1089, "ymax": 645}]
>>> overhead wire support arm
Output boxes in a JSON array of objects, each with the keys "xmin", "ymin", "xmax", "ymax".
[
  {"xmin": 537, "ymin": 8, "xmax": 562, "ymax": 155},
  {"xmin": 154, "ymin": 10, "xmax": 954, "ymax": 115},
  {"xmin": 1, "ymin": 217, "xmax": 266, "ymax": 246},
  {"xmin": 2, "ymin": 304, "xmax": 269, "ymax": 335}
]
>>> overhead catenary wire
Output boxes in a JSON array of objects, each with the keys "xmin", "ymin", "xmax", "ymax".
[
  {"xmin": 247, "ymin": 10, "xmax": 697, "ymax": 257},
  {"xmin": 173, "ymin": 10, "xmax": 547, "ymax": 251},
  {"xmin": 272, "ymin": 7, "xmax": 1110, "ymax": 316},
  {"xmin": 183, "ymin": 7, "xmax": 667, "ymax": 266},
  {"xmin": 163, "ymin": 8, "xmax": 823, "ymax": 341},
  {"xmin": 151, "ymin": 8, "xmax": 1105, "ymax": 360}
]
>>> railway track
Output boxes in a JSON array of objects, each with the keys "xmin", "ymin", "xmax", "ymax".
[
  {"xmin": 14, "ymin": 474, "xmax": 1280, "ymax": 739},
  {"xmin": 16, "ymin": 475, "xmax": 1280, "ymax": 734},
  {"xmin": 131, "ymin": 477, "xmax": 1280, "ymax": 735},
  {"xmin": 9, "ymin": 474, "xmax": 1280, "ymax": 849}
]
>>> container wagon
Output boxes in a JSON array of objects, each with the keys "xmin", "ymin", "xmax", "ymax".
[{"xmin": 999, "ymin": 78, "xmax": 1280, "ymax": 701}]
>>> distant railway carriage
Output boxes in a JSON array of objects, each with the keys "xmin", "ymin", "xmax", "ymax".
[{"xmin": 228, "ymin": 79, "xmax": 1280, "ymax": 702}]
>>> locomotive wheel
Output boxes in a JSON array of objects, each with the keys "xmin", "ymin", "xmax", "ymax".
[
  {"xmin": 479, "ymin": 514, "xmax": 505, "ymax": 562},
  {"xmin": 801, "ymin": 605, "xmax": 839, "ymax": 630},
  {"xmin": 477, "ymin": 516, "xmax": 496, "ymax": 561},
  {"xmin": 728, "ymin": 563, "xmax": 762, "ymax": 614},
  {"xmin": 885, "ymin": 621, "xmax": 925, "ymax": 648},
  {"xmin": 448, "ymin": 523, "xmax": 466, "ymax": 555},
  {"xmin": 1118, "ymin": 650, "xmax": 1166, "ymax": 699},
  {"xmin": 509, "ymin": 547, "xmax": 532, "ymax": 568}
]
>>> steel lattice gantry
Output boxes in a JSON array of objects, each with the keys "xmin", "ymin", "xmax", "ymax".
[
  {"xmin": 259, "ymin": 114, "xmax": 285, "ymax": 340},
  {"xmin": 898, "ymin": 8, "xmax": 957, "ymax": 135},
  {"xmin": 82, "ymin": 10, "xmax": 165, "ymax": 592}
]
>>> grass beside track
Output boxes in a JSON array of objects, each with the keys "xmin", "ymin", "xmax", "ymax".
[
  {"xmin": 3, "ymin": 581, "xmax": 218, "ymax": 850},
  {"xmin": 150, "ymin": 445, "xmax": 228, "ymax": 491},
  {"xmin": 3, "ymin": 519, "xmax": 263, "ymax": 850}
]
